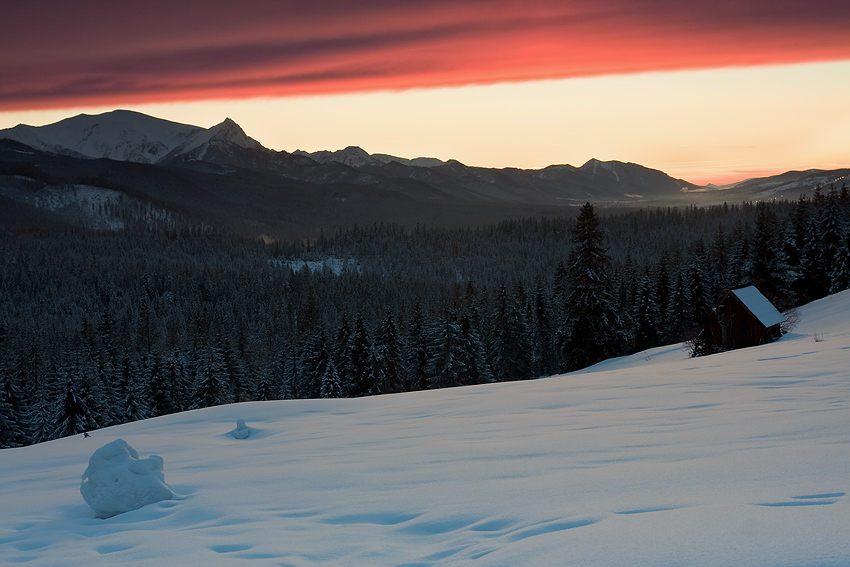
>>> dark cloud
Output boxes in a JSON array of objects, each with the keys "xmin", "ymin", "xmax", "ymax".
[{"xmin": 3, "ymin": 0, "xmax": 849, "ymax": 110}]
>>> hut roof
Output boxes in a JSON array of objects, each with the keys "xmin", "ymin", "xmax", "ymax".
[{"xmin": 730, "ymin": 286, "xmax": 785, "ymax": 328}]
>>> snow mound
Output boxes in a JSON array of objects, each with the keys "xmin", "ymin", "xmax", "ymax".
[
  {"xmin": 80, "ymin": 439, "xmax": 173, "ymax": 518},
  {"xmin": 229, "ymin": 419, "xmax": 251, "ymax": 439}
]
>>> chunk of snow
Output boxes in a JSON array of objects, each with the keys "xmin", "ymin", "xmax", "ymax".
[
  {"xmin": 230, "ymin": 419, "xmax": 251, "ymax": 439},
  {"xmin": 80, "ymin": 439, "xmax": 173, "ymax": 518}
]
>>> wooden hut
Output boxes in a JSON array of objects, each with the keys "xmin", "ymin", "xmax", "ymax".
[{"xmin": 701, "ymin": 286, "xmax": 785, "ymax": 352}]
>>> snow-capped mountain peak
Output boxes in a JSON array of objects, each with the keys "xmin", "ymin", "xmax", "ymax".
[
  {"xmin": 0, "ymin": 110, "xmax": 266, "ymax": 166},
  {"xmin": 161, "ymin": 117, "xmax": 266, "ymax": 163},
  {"xmin": 0, "ymin": 110, "xmax": 204, "ymax": 164}
]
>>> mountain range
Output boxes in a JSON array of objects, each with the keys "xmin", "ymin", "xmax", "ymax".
[{"xmin": 1, "ymin": 110, "xmax": 847, "ymax": 238}]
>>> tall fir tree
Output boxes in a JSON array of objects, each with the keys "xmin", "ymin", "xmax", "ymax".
[
  {"xmin": 0, "ymin": 365, "xmax": 27, "ymax": 448},
  {"xmin": 53, "ymin": 353, "xmax": 99, "ymax": 439},
  {"xmin": 457, "ymin": 310, "xmax": 491, "ymax": 385},
  {"xmin": 345, "ymin": 315, "xmax": 374, "ymax": 397},
  {"xmin": 372, "ymin": 307, "xmax": 404, "ymax": 394},
  {"xmin": 320, "ymin": 358, "xmax": 343, "ymax": 398},
  {"xmin": 191, "ymin": 343, "xmax": 228, "ymax": 409},
  {"xmin": 632, "ymin": 272, "xmax": 661, "ymax": 352},
  {"xmin": 749, "ymin": 201, "xmax": 793, "ymax": 309},
  {"xmin": 298, "ymin": 328, "xmax": 328, "ymax": 399},
  {"xmin": 426, "ymin": 312, "xmax": 465, "ymax": 389},
  {"xmin": 559, "ymin": 203, "xmax": 626, "ymax": 371},
  {"xmin": 799, "ymin": 218, "xmax": 830, "ymax": 303},
  {"xmin": 405, "ymin": 304, "xmax": 430, "ymax": 392},
  {"xmin": 530, "ymin": 284, "xmax": 559, "ymax": 377},
  {"xmin": 488, "ymin": 284, "xmax": 532, "ymax": 381}
]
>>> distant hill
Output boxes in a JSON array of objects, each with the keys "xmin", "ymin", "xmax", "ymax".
[{"xmin": 1, "ymin": 110, "xmax": 847, "ymax": 238}]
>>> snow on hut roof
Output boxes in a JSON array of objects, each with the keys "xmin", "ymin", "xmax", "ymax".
[{"xmin": 731, "ymin": 286, "xmax": 785, "ymax": 328}]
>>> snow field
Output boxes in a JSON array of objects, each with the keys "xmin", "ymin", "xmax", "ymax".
[{"xmin": 1, "ymin": 292, "xmax": 849, "ymax": 566}]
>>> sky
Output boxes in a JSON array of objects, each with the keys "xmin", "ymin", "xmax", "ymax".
[{"xmin": 2, "ymin": 1, "xmax": 850, "ymax": 185}]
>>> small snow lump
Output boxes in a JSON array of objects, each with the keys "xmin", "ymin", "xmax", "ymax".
[
  {"xmin": 230, "ymin": 419, "xmax": 251, "ymax": 439},
  {"xmin": 80, "ymin": 439, "xmax": 174, "ymax": 518}
]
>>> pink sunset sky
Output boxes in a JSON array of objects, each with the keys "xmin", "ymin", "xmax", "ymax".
[{"xmin": 2, "ymin": 0, "xmax": 849, "ymax": 185}]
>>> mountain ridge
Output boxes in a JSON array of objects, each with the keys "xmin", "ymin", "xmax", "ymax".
[
  {"xmin": 0, "ymin": 110, "xmax": 698, "ymax": 196},
  {"xmin": 1, "ymin": 110, "xmax": 848, "ymax": 238}
]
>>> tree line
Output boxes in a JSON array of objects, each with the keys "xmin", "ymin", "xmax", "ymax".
[{"xmin": 2, "ymin": 183, "xmax": 849, "ymax": 448}]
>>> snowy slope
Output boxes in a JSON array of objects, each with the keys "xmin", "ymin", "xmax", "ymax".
[{"xmin": 1, "ymin": 292, "xmax": 849, "ymax": 566}]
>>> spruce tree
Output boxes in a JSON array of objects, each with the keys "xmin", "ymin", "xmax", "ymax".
[
  {"xmin": 426, "ymin": 312, "xmax": 465, "ymax": 389},
  {"xmin": 0, "ymin": 367, "xmax": 27, "ymax": 448},
  {"xmin": 830, "ymin": 233, "xmax": 850, "ymax": 293},
  {"xmin": 372, "ymin": 307, "xmax": 404, "ymax": 394},
  {"xmin": 191, "ymin": 344, "xmax": 228, "ymax": 409},
  {"xmin": 559, "ymin": 203, "xmax": 626, "ymax": 371},
  {"xmin": 750, "ymin": 201, "xmax": 793, "ymax": 309},
  {"xmin": 298, "ymin": 328, "xmax": 328, "ymax": 399},
  {"xmin": 530, "ymin": 284, "xmax": 558, "ymax": 377},
  {"xmin": 118, "ymin": 352, "xmax": 152, "ymax": 423},
  {"xmin": 27, "ymin": 381, "xmax": 55, "ymax": 444},
  {"xmin": 457, "ymin": 311, "xmax": 491, "ymax": 385},
  {"xmin": 53, "ymin": 354, "xmax": 99, "ymax": 438},
  {"xmin": 345, "ymin": 315, "xmax": 373, "ymax": 397},
  {"xmin": 489, "ymin": 284, "xmax": 532, "ymax": 381},
  {"xmin": 799, "ymin": 218, "xmax": 830, "ymax": 303},
  {"xmin": 633, "ymin": 272, "xmax": 661, "ymax": 352},
  {"xmin": 320, "ymin": 358, "xmax": 343, "ymax": 398},
  {"xmin": 405, "ymin": 305, "xmax": 430, "ymax": 392}
]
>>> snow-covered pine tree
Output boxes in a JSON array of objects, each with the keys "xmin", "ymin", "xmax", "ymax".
[
  {"xmin": 332, "ymin": 314, "xmax": 352, "ymax": 393},
  {"xmin": 254, "ymin": 360, "xmax": 278, "ymax": 401},
  {"xmin": 559, "ymin": 203, "xmax": 626, "ymax": 372},
  {"xmin": 457, "ymin": 310, "xmax": 491, "ymax": 385},
  {"xmin": 27, "ymin": 380, "xmax": 55, "ymax": 444},
  {"xmin": 784, "ymin": 194, "xmax": 810, "ymax": 298},
  {"xmin": 726, "ymin": 221, "xmax": 752, "ymax": 290},
  {"xmin": 820, "ymin": 187, "xmax": 847, "ymax": 292},
  {"xmin": 530, "ymin": 284, "xmax": 559, "ymax": 377},
  {"xmin": 799, "ymin": 218, "xmax": 830, "ymax": 303},
  {"xmin": 488, "ymin": 284, "xmax": 532, "ymax": 381},
  {"xmin": 685, "ymin": 240, "xmax": 711, "ymax": 330},
  {"xmin": 191, "ymin": 344, "xmax": 228, "ymax": 409},
  {"xmin": 0, "ymin": 364, "xmax": 27, "ymax": 448},
  {"xmin": 426, "ymin": 312, "xmax": 465, "ymax": 389},
  {"xmin": 405, "ymin": 304, "xmax": 430, "ymax": 392},
  {"xmin": 320, "ymin": 358, "xmax": 343, "ymax": 398},
  {"xmin": 830, "ymin": 232, "xmax": 850, "ymax": 293},
  {"xmin": 371, "ymin": 307, "xmax": 404, "ymax": 394},
  {"xmin": 53, "ymin": 353, "xmax": 99, "ymax": 439},
  {"xmin": 750, "ymin": 201, "xmax": 793, "ymax": 309},
  {"xmin": 345, "ymin": 315, "xmax": 374, "ymax": 397},
  {"xmin": 710, "ymin": 224, "xmax": 730, "ymax": 297},
  {"xmin": 654, "ymin": 255, "xmax": 673, "ymax": 342},
  {"xmin": 633, "ymin": 271, "xmax": 661, "ymax": 352},
  {"xmin": 279, "ymin": 348, "xmax": 297, "ymax": 400},
  {"xmin": 217, "ymin": 331, "xmax": 245, "ymax": 403},
  {"xmin": 118, "ymin": 351, "xmax": 152, "ymax": 423},
  {"xmin": 298, "ymin": 328, "xmax": 328, "ymax": 399},
  {"xmin": 164, "ymin": 351, "xmax": 190, "ymax": 412},
  {"xmin": 148, "ymin": 354, "xmax": 174, "ymax": 417}
]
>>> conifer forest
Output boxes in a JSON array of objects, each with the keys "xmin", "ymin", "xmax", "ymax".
[{"xmin": 2, "ymin": 184, "xmax": 849, "ymax": 448}]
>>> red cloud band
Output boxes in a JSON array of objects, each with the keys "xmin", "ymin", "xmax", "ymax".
[{"xmin": 3, "ymin": 0, "xmax": 850, "ymax": 110}]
